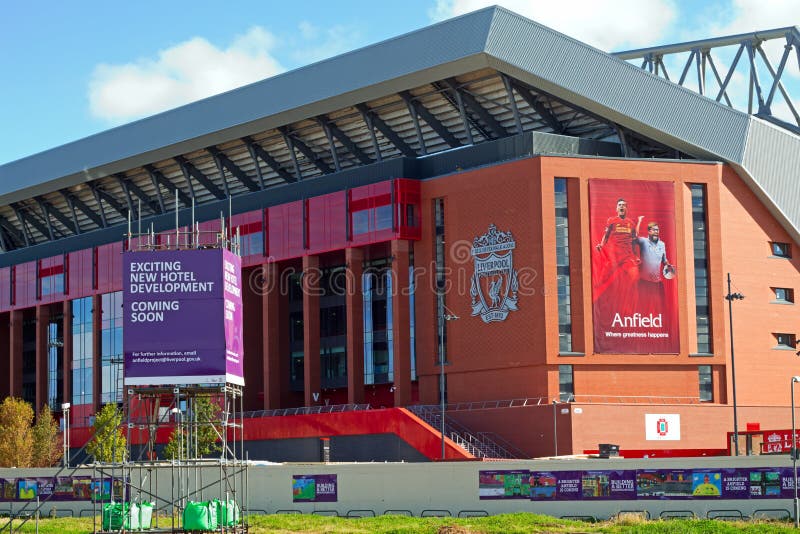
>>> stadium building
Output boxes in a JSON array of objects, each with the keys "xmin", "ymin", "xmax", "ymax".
[{"xmin": 0, "ymin": 7, "xmax": 799, "ymax": 460}]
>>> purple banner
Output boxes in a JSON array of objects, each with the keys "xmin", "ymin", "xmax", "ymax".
[
  {"xmin": 123, "ymin": 249, "xmax": 244, "ymax": 386},
  {"xmin": 555, "ymin": 471, "xmax": 583, "ymax": 500},
  {"xmin": 292, "ymin": 474, "xmax": 338, "ymax": 502},
  {"xmin": 222, "ymin": 249, "xmax": 244, "ymax": 383},
  {"xmin": 478, "ymin": 470, "xmax": 530, "ymax": 500}
]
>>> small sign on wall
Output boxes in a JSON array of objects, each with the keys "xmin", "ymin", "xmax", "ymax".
[{"xmin": 645, "ymin": 414, "xmax": 680, "ymax": 441}]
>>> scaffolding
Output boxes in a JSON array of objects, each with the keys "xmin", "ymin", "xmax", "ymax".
[
  {"xmin": 92, "ymin": 198, "xmax": 250, "ymax": 533},
  {"xmin": 86, "ymin": 384, "xmax": 250, "ymax": 533}
]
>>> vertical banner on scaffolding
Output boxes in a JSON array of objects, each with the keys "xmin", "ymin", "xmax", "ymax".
[{"xmin": 123, "ymin": 248, "xmax": 245, "ymax": 386}]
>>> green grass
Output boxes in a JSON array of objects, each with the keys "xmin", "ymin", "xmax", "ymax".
[{"xmin": 0, "ymin": 512, "xmax": 797, "ymax": 533}]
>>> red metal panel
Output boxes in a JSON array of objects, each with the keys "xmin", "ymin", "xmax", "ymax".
[
  {"xmin": 307, "ymin": 191, "xmax": 347, "ymax": 254},
  {"xmin": 69, "ymin": 249, "xmax": 94, "ymax": 299},
  {"xmin": 230, "ymin": 209, "xmax": 261, "ymax": 233},
  {"xmin": 349, "ymin": 181, "xmax": 395, "ymax": 246},
  {"xmin": 38, "ymin": 255, "xmax": 66, "ymax": 304},
  {"xmin": 2, "ymin": 179, "xmax": 418, "ymax": 307},
  {"xmin": 0, "ymin": 267, "xmax": 9, "ymax": 312},
  {"xmin": 233, "ymin": 209, "xmax": 266, "ymax": 267},
  {"xmin": 67, "ymin": 407, "xmax": 473, "ymax": 460},
  {"xmin": 396, "ymin": 179, "xmax": 422, "ymax": 240},
  {"xmin": 267, "ymin": 201, "xmax": 304, "ymax": 261},
  {"xmin": 109, "ymin": 241, "xmax": 123, "ymax": 292},
  {"xmin": 96, "ymin": 244, "xmax": 114, "ymax": 293},
  {"xmin": 15, "ymin": 261, "xmax": 36, "ymax": 308},
  {"xmin": 197, "ymin": 219, "xmax": 222, "ymax": 248}
]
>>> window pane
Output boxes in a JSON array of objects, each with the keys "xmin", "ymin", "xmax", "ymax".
[
  {"xmin": 352, "ymin": 211, "xmax": 369, "ymax": 235},
  {"xmin": 375, "ymin": 205, "xmax": 392, "ymax": 230}
]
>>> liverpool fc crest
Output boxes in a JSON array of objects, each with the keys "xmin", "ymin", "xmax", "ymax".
[{"xmin": 470, "ymin": 224, "xmax": 519, "ymax": 323}]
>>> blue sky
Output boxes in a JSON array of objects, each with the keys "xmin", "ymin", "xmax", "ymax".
[{"xmin": 1, "ymin": 0, "xmax": 798, "ymax": 165}]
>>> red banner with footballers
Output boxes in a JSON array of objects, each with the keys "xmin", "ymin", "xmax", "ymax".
[{"xmin": 590, "ymin": 179, "xmax": 679, "ymax": 353}]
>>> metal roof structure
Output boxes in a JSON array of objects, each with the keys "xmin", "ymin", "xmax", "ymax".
[{"xmin": 0, "ymin": 6, "xmax": 798, "ymax": 255}]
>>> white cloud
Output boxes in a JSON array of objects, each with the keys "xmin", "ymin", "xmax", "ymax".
[
  {"xmin": 701, "ymin": 0, "xmax": 800, "ymax": 78},
  {"xmin": 89, "ymin": 27, "xmax": 284, "ymax": 122},
  {"xmin": 691, "ymin": 0, "xmax": 800, "ymax": 123},
  {"xmin": 704, "ymin": 0, "xmax": 800, "ymax": 36},
  {"xmin": 298, "ymin": 20, "xmax": 318, "ymax": 40},
  {"xmin": 430, "ymin": 0, "xmax": 678, "ymax": 51},
  {"xmin": 289, "ymin": 23, "xmax": 362, "ymax": 64}
]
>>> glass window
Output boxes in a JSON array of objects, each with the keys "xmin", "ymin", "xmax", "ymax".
[
  {"xmin": 22, "ymin": 317, "xmax": 36, "ymax": 406},
  {"xmin": 405, "ymin": 204, "xmax": 417, "ymax": 228},
  {"xmin": 363, "ymin": 267, "xmax": 394, "ymax": 385},
  {"xmin": 691, "ymin": 185, "xmax": 712, "ymax": 354},
  {"xmin": 100, "ymin": 291, "xmax": 123, "ymax": 404},
  {"xmin": 47, "ymin": 314, "xmax": 64, "ymax": 410},
  {"xmin": 243, "ymin": 231, "xmax": 263, "ymax": 256},
  {"xmin": 375, "ymin": 204, "xmax": 393, "ymax": 230},
  {"xmin": 352, "ymin": 211, "xmax": 369, "ymax": 235},
  {"xmin": 554, "ymin": 179, "xmax": 572, "ymax": 353},
  {"xmin": 774, "ymin": 287, "xmax": 794, "ymax": 303},
  {"xmin": 321, "ymin": 346, "xmax": 346, "ymax": 388},
  {"xmin": 71, "ymin": 296, "xmax": 94, "ymax": 409},
  {"xmin": 320, "ymin": 305, "xmax": 346, "ymax": 337},
  {"xmin": 775, "ymin": 333, "xmax": 797, "ymax": 349},
  {"xmin": 772, "ymin": 242, "xmax": 791, "ymax": 258},
  {"xmin": 41, "ymin": 273, "xmax": 65, "ymax": 296},
  {"xmin": 434, "ymin": 198, "xmax": 447, "ymax": 363},
  {"xmin": 558, "ymin": 365, "xmax": 574, "ymax": 402},
  {"xmin": 289, "ymin": 312, "xmax": 304, "ymax": 343},
  {"xmin": 699, "ymin": 365, "xmax": 713, "ymax": 402},
  {"xmin": 290, "ymin": 351, "xmax": 304, "ymax": 385}
]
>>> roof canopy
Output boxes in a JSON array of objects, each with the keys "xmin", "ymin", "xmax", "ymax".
[{"xmin": 0, "ymin": 6, "xmax": 798, "ymax": 254}]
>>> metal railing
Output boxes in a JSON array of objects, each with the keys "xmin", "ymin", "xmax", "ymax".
[
  {"xmin": 407, "ymin": 405, "xmax": 525, "ymax": 459},
  {"xmin": 570, "ymin": 395, "xmax": 700, "ymax": 404},
  {"xmin": 241, "ymin": 403, "xmax": 371, "ymax": 418},
  {"xmin": 421, "ymin": 395, "xmax": 701, "ymax": 413}
]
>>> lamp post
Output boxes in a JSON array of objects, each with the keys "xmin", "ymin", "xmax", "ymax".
[
  {"xmin": 439, "ymin": 308, "xmax": 458, "ymax": 460},
  {"xmin": 552, "ymin": 399, "xmax": 559, "ymax": 457},
  {"xmin": 724, "ymin": 273, "xmax": 744, "ymax": 455},
  {"xmin": 61, "ymin": 402, "xmax": 70, "ymax": 468},
  {"xmin": 792, "ymin": 376, "xmax": 800, "ymax": 528}
]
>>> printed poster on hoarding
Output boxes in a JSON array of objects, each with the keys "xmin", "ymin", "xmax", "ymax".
[
  {"xmin": 72, "ymin": 478, "xmax": 92, "ymax": 500},
  {"xmin": 589, "ymin": 179, "xmax": 679, "ymax": 353},
  {"xmin": 478, "ymin": 470, "xmax": 530, "ymax": 499},
  {"xmin": 53, "ymin": 477, "xmax": 74, "ymax": 501},
  {"xmin": 17, "ymin": 479, "xmax": 37, "ymax": 500},
  {"xmin": 482, "ymin": 468, "xmax": 800, "ymax": 501},
  {"xmin": 0, "ymin": 479, "xmax": 15, "ymax": 501},
  {"xmin": 581, "ymin": 470, "xmax": 637, "ymax": 500},
  {"xmin": 636, "ymin": 470, "xmax": 693, "ymax": 498},
  {"xmin": 292, "ymin": 474, "xmax": 338, "ymax": 502},
  {"xmin": 529, "ymin": 471, "xmax": 558, "ymax": 500}
]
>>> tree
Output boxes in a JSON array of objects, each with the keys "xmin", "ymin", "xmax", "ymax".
[
  {"xmin": 32, "ymin": 404, "xmax": 63, "ymax": 467},
  {"xmin": 163, "ymin": 395, "xmax": 222, "ymax": 460},
  {"xmin": 87, "ymin": 403, "xmax": 127, "ymax": 462},
  {"xmin": 0, "ymin": 397, "xmax": 34, "ymax": 467}
]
